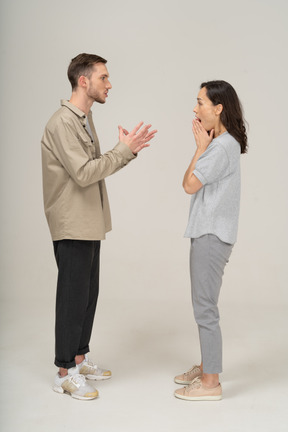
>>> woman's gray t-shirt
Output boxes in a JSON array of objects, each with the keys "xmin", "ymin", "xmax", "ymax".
[{"xmin": 184, "ymin": 132, "xmax": 241, "ymax": 244}]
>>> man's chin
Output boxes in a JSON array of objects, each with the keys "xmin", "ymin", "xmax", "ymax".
[{"xmin": 95, "ymin": 98, "xmax": 106, "ymax": 104}]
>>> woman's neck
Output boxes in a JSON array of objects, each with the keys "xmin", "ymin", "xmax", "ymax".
[{"xmin": 214, "ymin": 122, "xmax": 227, "ymax": 138}]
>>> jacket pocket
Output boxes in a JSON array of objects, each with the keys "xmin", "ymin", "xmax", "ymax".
[{"xmin": 77, "ymin": 131, "xmax": 95, "ymax": 159}]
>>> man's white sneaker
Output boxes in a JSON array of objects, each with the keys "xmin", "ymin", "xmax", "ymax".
[
  {"xmin": 78, "ymin": 354, "xmax": 112, "ymax": 380},
  {"xmin": 53, "ymin": 366, "xmax": 98, "ymax": 400}
]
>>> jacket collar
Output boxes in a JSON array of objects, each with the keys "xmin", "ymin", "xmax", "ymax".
[{"xmin": 61, "ymin": 100, "xmax": 91, "ymax": 126}]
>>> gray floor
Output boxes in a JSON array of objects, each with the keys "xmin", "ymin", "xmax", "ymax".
[{"xmin": 1, "ymin": 296, "xmax": 287, "ymax": 432}]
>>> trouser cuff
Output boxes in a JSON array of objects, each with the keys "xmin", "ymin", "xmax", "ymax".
[
  {"xmin": 77, "ymin": 346, "xmax": 89, "ymax": 356},
  {"xmin": 54, "ymin": 358, "xmax": 76, "ymax": 369}
]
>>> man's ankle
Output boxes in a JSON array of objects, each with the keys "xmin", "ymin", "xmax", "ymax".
[
  {"xmin": 75, "ymin": 354, "xmax": 85, "ymax": 365},
  {"xmin": 59, "ymin": 367, "xmax": 68, "ymax": 378}
]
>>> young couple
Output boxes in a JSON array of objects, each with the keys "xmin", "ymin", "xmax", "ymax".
[{"xmin": 41, "ymin": 53, "xmax": 247, "ymax": 401}]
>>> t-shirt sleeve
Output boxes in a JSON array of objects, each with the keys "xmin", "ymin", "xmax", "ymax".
[{"xmin": 193, "ymin": 143, "xmax": 229, "ymax": 185}]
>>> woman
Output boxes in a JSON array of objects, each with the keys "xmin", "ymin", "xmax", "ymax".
[{"xmin": 174, "ymin": 80, "xmax": 248, "ymax": 401}]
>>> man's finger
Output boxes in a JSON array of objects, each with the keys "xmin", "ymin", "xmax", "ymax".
[
  {"xmin": 135, "ymin": 124, "xmax": 151, "ymax": 138},
  {"xmin": 130, "ymin": 121, "xmax": 144, "ymax": 136}
]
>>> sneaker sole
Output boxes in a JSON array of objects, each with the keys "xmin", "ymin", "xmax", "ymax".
[
  {"xmin": 174, "ymin": 378, "xmax": 193, "ymax": 385},
  {"xmin": 85, "ymin": 374, "xmax": 112, "ymax": 381},
  {"xmin": 53, "ymin": 385, "xmax": 98, "ymax": 400},
  {"xmin": 70, "ymin": 392, "xmax": 98, "ymax": 400},
  {"xmin": 174, "ymin": 392, "xmax": 222, "ymax": 401}
]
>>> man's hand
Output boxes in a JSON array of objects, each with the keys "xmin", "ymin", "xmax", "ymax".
[{"xmin": 118, "ymin": 122, "xmax": 157, "ymax": 154}]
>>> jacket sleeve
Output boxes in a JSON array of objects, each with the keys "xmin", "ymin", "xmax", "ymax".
[{"xmin": 43, "ymin": 118, "xmax": 136, "ymax": 187}]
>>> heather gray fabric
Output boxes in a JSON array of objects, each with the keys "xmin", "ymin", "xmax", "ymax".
[
  {"xmin": 190, "ymin": 235, "xmax": 233, "ymax": 374},
  {"xmin": 184, "ymin": 132, "xmax": 241, "ymax": 245}
]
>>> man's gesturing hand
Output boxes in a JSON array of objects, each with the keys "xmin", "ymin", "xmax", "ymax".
[{"xmin": 118, "ymin": 122, "xmax": 157, "ymax": 154}]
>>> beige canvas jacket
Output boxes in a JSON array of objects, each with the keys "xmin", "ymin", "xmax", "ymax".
[{"xmin": 41, "ymin": 100, "xmax": 136, "ymax": 240}]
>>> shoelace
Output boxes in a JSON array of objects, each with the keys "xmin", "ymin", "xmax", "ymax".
[
  {"xmin": 85, "ymin": 358, "xmax": 98, "ymax": 368},
  {"xmin": 184, "ymin": 365, "xmax": 200, "ymax": 376},
  {"xmin": 187, "ymin": 376, "xmax": 202, "ymax": 389},
  {"xmin": 69, "ymin": 373, "xmax": 86, "ymax": 388}
]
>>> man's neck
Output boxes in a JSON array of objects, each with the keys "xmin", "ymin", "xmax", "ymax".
[{"xmin": 69, "ymin": 92, "xmax": 93, "ymax": 115}]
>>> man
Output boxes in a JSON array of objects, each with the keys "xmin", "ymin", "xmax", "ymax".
[{"xmin": 41, "ymin": 53, "xmax": 157, "ymax": 400}]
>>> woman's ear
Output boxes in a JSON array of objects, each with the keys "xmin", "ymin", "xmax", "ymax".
[{"xmin": 215, "ymin": 104, "xmax": 223, "ymax": 116}]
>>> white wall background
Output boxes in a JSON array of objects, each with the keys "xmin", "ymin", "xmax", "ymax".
[
  {"xmin": 1, "ymin": 1, "xmax": 288, "ymax": 431},
  {"xmin": 0, "ymin": 0, "xmax": 287, "ymax": 317}
]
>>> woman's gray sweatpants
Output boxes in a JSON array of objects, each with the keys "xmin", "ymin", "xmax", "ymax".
[{"xmin": 190, "ymin": 234, "xmax": 233, "ymax": 374}]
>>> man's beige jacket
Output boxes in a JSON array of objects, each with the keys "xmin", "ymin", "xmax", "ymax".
[{"xmin": 41, "ymin": 100, "xmax": 136, "ymax": 240}]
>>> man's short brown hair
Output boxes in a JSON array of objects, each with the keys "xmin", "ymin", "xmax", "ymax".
[{"xmin": 67, "ymin": 53, "xmax": 107, "ymax": 90}]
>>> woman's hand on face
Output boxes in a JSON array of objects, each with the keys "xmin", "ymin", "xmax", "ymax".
[{"xmin": 192, "ymin": 119, "xmax": 214, "ymax": 152}]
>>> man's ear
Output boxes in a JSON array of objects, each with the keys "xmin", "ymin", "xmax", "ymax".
[{"xmin": 78, "ymin": 75, "xmax": 87, "ymax": 88}]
